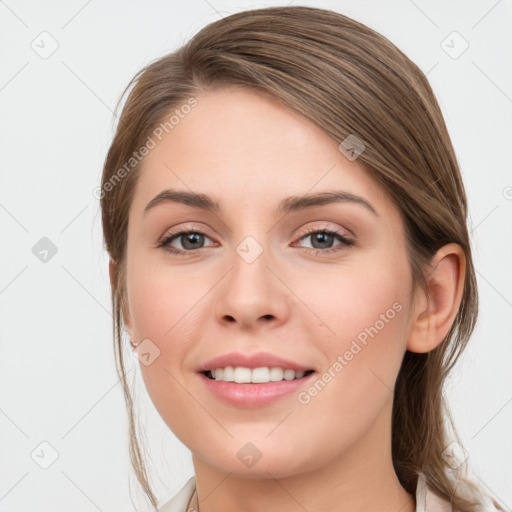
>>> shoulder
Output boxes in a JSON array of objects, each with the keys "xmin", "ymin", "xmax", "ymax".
[
  {"xmin": 155, "ymin": 473, "xmax": 501, "ymax": 512},
  {"xmin": 416, "ymin": 472, "xmax": 502, "ymax": 512},
  {"xmin": 416, "ymin": 472, "xmax": 452, "ymax": 512},
  {"xmin": 158, "ymin": 476, "xmax": 196, "ymax": 512}
]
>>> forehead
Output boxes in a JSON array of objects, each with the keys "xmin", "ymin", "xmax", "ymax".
[{"xmin": 131, "ymin": 86, "xmax": 394, "ymax": 219}]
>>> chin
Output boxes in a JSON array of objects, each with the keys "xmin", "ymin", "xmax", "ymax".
[{"xmin": 193, "ymin": 440, "xmax": 321, "ymax": 479}]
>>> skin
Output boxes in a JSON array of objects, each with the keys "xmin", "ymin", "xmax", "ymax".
[{"xmin": 113, "ymin": 85, "xmax": 465, "ymax": 512}]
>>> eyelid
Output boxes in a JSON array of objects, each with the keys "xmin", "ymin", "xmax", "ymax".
[
  {"xmin": 157, "ymin": 222, "xmax": 215, "ymax": 243},
  {"xmin": 295, "ymin": 223, "xmax": 352, "ymax": 239}
]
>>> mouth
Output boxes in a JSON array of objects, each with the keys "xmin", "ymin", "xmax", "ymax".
[
  {"xmin": 198, "ymin": 366, "xmax": 317, "ymax": 408},
  {"xmin": 196, "ymin": 352, "xmax": 317, "ymax": 407}
]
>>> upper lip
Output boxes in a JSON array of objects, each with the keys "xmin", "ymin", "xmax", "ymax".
[{"xmin": 197, "ymin": 351, "xmax": 314, "ymax": 373}]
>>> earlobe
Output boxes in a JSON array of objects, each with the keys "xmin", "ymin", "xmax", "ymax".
[
  {"xmin": 406, "ymin": 243, "xmax": 466, "ymax": 354},
  {"xmin": 109, "ymin": 258, "xmax": 135, "ymax": 340}
]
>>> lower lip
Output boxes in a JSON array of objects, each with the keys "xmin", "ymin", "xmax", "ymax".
[{"xmin": 199, "ymin": 372, "xmax": 315, "ymax": 408}]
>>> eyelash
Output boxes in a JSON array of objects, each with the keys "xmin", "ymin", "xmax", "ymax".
[{"xmin": 157, "ymin": 226, "xmax": 354, "ymax": 256}]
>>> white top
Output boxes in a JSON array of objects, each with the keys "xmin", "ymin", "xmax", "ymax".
[{"xmin": 157, "ymin": 472, "xmax": 496, "ymax": 512}]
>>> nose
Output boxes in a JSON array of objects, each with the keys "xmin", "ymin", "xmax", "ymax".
[{"xmin": 214, "ymin": 244, "xmax": 291, "ymax": 332}]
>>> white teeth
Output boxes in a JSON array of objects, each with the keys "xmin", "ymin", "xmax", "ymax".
[
  {"xmin": 269, "ymin": 367, "xmax": 283, "ymax": 381},
  {"xmin": 222, "ymin": 366, "xmax": 235, "ymax": 381},
  {"xmin": 252, "ymin": 367, "xmax": 270, "ymax": 383},
  {"xmin": 234, "ymin": 367, "xmax": 252, "ymax": 383},
  {"xmin": 208, "ymin": 366, "xmax": 308, "ymax": 383},
  {"xmin": 283, "ymin": 369, "xmax": 296, "ymax": 380}
]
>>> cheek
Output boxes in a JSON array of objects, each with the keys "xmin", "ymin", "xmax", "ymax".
[
  {"xmin": 126, "ymin": 257, "xmax": 214, "ymax": 342},
  {"xmin": 302, "ymin": 251, "xmax": 410, "ymax": 341},
  {"xmin": 124, "ymin": 260, "xmax": 216, "ymax": 423},
  {"xmin": 304, "ymin": 252, "xmax": 412, "ymax": 396}
]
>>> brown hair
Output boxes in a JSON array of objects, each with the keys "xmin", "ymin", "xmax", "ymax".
[{"xmin": 100, "ymin": 6, "xmax": 503, "ymax": 511}]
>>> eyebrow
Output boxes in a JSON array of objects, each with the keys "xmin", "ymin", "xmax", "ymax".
[{"xmin": 144, "ymin": 189, "xmax": 378, "ymax": 217}]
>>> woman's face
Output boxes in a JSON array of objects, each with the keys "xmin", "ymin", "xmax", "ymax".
[{"xmin": 122, "ymin": 86, "xmax": 416, "ymax": 478}]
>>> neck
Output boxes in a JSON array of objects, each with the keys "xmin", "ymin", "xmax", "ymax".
[{"xmin": 190, "ymin": 402, "xmax": 416, "ymax": 512}]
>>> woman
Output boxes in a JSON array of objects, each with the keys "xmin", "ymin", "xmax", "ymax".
[{"xmin": 99, "ymin": 6, "xmax": 504, "ymax": 512}]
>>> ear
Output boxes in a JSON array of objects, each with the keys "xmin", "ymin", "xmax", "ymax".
[
  {"xmin": 109, "ymin": 258, "xmax": 135, "ymax": 340},
  {"xmin": 406, "ymin": 243, "xmax": 466, "ymax": 353}
]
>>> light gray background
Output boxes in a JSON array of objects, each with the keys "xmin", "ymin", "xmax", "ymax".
[{"xmin": 0, "ymin": 1, "xmax": 511, "ymax": 511}]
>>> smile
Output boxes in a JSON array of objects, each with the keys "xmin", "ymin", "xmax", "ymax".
[{"xmin": 199, "ymin": 368, "xmax": 316, "ymax": 408}]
